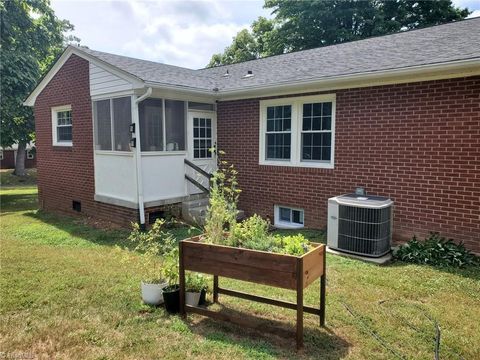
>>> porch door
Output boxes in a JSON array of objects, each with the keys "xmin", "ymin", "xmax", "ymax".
[{"xmin": 187, "ymin": 111, "xmax": 217, "ymax": 194}]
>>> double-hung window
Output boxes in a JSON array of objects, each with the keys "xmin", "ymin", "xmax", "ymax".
[
  {"xmin": 260, "ymin": 94, "xmax": 335, "ymax": 168},
  {"xmin": 52, "ymin": 105, "xmax": 72, "ymax": 146}
]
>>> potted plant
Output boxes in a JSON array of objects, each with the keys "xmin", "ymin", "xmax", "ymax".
[
  {"xmin": 185, "ymin": 272, "xmax": 208, "ymax": 306},
  {"xmin": 128, "ymin": 220, "xmax": 175, "ymax": 306},
  {"xmin": 161, "ymin": 246, "xmax": 181, "ymax": 313}
]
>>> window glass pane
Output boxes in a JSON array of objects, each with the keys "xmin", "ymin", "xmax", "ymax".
[
  {"xmin": 139, "ymin": 98, "xmax": 163, "ymax": 151},
  {"xmin": 57, "ymin": 111, "xmax": 71, "ymax": 126},
  {"xmin": 322, "ymin": 116, "xmax": 331, "ymax": 130},
  {"xmin": 57, "ymin": 126, "xmax": 72, "ymax": 142},
  {"xmin": 165, "ymin": 100, "xmax": 185, "ymax": 151},
  {"xmin": 94, "ymin": 100, "xmax": 112, "ymax": 150},
  {"xmin": 188, "ymin": 102, "xmax": 214, "ymax": 111},
  {"xmin": 193, "ymin": 116, "xmax": 213, "ymax": 159},
  {"xmin": 279, "ymin": 207, "xmax": 291, "ymax": 222},
  {"xmin": 292, "ymin": 210, "xmax": 304, "ymax": 224},
  {"xmin": 322, "ymin": 102, "xmax": 332, "ymax": 116},
  {"xmin": 112, "ymin": 97, "xmax": 132, "ymax": 151}
]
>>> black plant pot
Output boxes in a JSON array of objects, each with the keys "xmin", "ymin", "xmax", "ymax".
[
  {"xmin": 162, "ymin": 285, "xmax": 180, "ymax": 314},
  {"xmin": 199, "ymin": 288, "xmax": 207, "ymax": 305}
]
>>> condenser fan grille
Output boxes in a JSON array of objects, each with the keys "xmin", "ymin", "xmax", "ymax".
[{"xmin": 337, "ymin": 205, "xmax": 391, "ymax": 256}]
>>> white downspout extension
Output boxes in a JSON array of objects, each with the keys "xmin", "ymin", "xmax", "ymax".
[{"xmin": 133, "ymin": 87, "xmax": 152, "ymax": 229}]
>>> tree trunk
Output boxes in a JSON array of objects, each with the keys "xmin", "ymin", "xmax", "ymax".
[{"xmin": 13, "ymin": 142, "xmax": 26, "ymax": 176}]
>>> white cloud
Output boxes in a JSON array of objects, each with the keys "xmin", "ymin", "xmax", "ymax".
[
  {"xmin": 468, "ymin": 9, "xmax": 480, "ymax": 18},
  {"xmin": 51, "ymin": 0, "xmax": 479, "ymax": 69},
  {"xmin": 51, "ymin": 0, "xmax": 269, "ymax": 68}
]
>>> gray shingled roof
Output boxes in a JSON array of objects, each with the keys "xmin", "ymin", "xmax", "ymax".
[{"xmin": 78, "ymin": 18, "xmax": 480, "ymax": 93}]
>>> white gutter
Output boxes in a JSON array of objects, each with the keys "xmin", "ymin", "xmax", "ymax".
[{"xmin": 133, "ymin": 87, "xmax": 152, "ymax": 229}]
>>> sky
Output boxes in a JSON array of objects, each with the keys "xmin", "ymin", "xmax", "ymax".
[{"xmin": 51, "ymin": 0, "xmax": 480, "ymax": 70}]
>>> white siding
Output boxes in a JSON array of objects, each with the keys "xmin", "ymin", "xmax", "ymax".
[
  {"xmin": 94, "ymin": 153, "xmax": 137, "ymax": 205},
  {"xmin": 142, "ymin": 154, "xmax": 187, "ymax": 202},
  {"xmin": 89, "ymin": 63, "xmax": 134, "ymax": 96}
]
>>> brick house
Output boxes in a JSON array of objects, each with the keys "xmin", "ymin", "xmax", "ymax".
[
  {"xmin": 0, "ymin": 143, "xmax": 37, "ymax": 169},
  {"xmin": 25, "ymin": 19, "xmax": 480, "ymax": 253}
]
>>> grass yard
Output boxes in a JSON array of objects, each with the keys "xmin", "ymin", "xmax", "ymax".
[
  {"xmin": 0, "ymin": 168, "xmax": 37, "ymax": 187},
  {"xmin": 1, "ymin": 186, "xmax": 479, "ymax": 359}
]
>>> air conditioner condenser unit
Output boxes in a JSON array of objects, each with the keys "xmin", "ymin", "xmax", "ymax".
[{"xmin": 327, "ymin": 194, "xmax": 393, "ymax": 257}]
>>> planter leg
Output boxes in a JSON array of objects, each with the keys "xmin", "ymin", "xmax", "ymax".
[
  {"xmin": 179, "ymin": 241, "xmax": 186, "ymax": 317},
  {"xmin": 213, "ymin": 275, "xmax": 219, "ymax": 303},
  {"xmin": 296, "ymin": 259, "xmax": 304, "ymax": 351},
  {"xmin": 320, "ymin": 248, "xmax": 326, "ymax": 327}
]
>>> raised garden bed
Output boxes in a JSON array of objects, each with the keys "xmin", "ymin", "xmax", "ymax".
[{"xmin": 179, "ymin": 235, "xmax": 326, "ymax": 350}]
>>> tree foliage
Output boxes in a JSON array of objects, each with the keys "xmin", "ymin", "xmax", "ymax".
[
  {"xmin": 208, "ymin": 0, "xmax": 470, "ymax": 67},
  {"xmin": 0, "ymin": 0, "xmax": 78, "ymax": 174}
]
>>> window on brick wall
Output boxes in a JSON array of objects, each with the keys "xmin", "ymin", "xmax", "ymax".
[
  {"xmin": 51, "ymin": 105, "xmax": 73, "ymax": 146},
  {"xmin": 93, "ymin": 96, "xmax": 132, "ymax": 152},
  {"xmin": 259, "ymin": 94, "xmax": 335, "ymax": 168},
  {"xmin": 274, "ymin": 205, "xmax": 304, "ymax": 229}
]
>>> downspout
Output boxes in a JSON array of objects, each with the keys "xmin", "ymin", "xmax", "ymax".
[{"xmin": 133, "ymin": 87, "xmax": 152, "ymax": 230}]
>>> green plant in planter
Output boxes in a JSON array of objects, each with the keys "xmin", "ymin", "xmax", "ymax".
[
  {"xmin": 228, "ymin": 214, "xmax": 270, "ymax": 249},
  {"xmin": 274, "ymin": 234, "xmax": 311, "ymax": 256},
  {"xmin": 203, "ymin": 151, "xmax": 312, "ymax": 256},
  {"xmin": 204, "ymin": 151, "xmax": 241, "ymax": 244},
  {"xmin": 161, "ymin": 247, "xmax": 179, "ymax": 286},
  {"xmin": 185, "ymin": 272, "xmax": 208, "ymax": 292}
]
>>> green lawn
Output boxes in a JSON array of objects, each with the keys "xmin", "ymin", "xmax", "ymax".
[
  {"xmin": 0, "ymin": 168, "xmax": 37, "ymax": 187},
  {"xmin": 1, "ymin": 186, "xmax": 479, "ymax": 359}
]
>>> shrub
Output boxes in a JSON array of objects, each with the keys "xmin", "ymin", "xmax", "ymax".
[
  {"xmin": 395, "ymin": 232, "xmax": 479, "ymax": 268},
  {"xmin": 126, "ymin": 219, "xmax": 176, "ymax": 283},
  {"xmin": 204, "ymin": 151, "xmax": 241, "ymax": 244}
]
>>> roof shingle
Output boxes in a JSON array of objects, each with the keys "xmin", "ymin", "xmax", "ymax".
[{"xmin": 78, "ymin": 18, "xmax": 480, "ymax": 93}]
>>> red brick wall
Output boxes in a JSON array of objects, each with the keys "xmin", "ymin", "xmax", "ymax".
[
  {"xmin": 217, "ymin": 76, "xmax": 480, "ymax": 253},
  {"xmin": 34, "ymin": 54, "xmax": 139, "ymax": 227}
]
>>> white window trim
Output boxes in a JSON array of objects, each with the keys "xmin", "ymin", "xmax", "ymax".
[
  {"xmin": 26, "ymin": 150, "xmax": 34, "ymax": 159},
  {"xmin": 51, "ymin": 105, "xmax": 72, "ymax": 146},
  {"xmin": 259, "ymin": 94, "xmax": 336, "ymax": 169},
  {"xmin": 274, "ymin": 205, "xmax": 305, "ymax": 229},
  {"xmin": 0, "ymin": 150, "xmax": 3, "ymax": 160}
]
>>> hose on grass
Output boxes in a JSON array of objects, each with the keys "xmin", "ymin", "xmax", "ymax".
[
  {"xmin": 341, "ymin": 301, "xmax": 406, "ymax": 359},
  {"xmin": 378, "ymin": 299, "xmax": 465, "ymax": 360}
]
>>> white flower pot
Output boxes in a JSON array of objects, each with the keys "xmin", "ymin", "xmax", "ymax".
[
  {"xmin": 185, "ymin": 291, "xmax": 201, "ymax": 306},
  {"xmin": 141, "ymin": 281, "xmax": 168, "ymax": 305}
]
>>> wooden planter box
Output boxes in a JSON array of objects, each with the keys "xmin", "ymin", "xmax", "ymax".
[{"xmin": 179, "ymin": 235, "xmax": 326, "ymax": 350}]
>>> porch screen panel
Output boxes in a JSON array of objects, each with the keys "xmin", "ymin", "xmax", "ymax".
[
  {"xmin": 112, "ymin": 97, "xmax": 132, "ymax": 151},
  {"xmin": 94, "ymin": 99, "xmax": 112, "ymax": 150},
  {"xmin": 165, "ymin": 100, "xmax": 186, "ymax": 151},
  {"xmin": 139, "ymin": 99, "xmax": 163, "ymax": 151}
]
